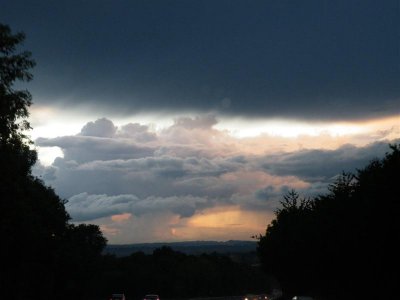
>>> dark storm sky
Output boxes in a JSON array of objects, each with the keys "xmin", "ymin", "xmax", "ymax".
[{"xmin": 1, "ymin": 0, "xmax": 399, "ymax": 120}]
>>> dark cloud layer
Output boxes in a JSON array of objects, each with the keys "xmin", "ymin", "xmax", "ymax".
[
  {"xmin": 259, "ymin": 141, "xmax": 398, "ymax": 181},
  {"xmin": 2, "ymin": 0, "xmax": 399, "ymax": 120}
]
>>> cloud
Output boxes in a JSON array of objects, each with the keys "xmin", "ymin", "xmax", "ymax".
[
  {"xmin": 67, "ymin": 192, "xmax": 208, "ymax": 221},
  {"xmin": 171, "ymin": 115, "xmax": 218, "ymax": 130},
  {"xmin": 118, "ymin": 123, "xmax": 157, "ymax": 142},
  {"xmin": 33, "ymin": 116, "xmax": 400, "ymax": 242},
  {"xmin": 2, "ymin": 1, "xmax": 398, "ymax": 121},
  {"xmin": 77, "ymin": 155, "xmax": 243, "ymax": 179},
  {"xmin": 36, "ymin": 135, "xmax": 155, "ymax": 163},
  {"xmin": 3, "ymin": 0, "xmax": 399, "ymax": 243},
  {"xmin": 67, "ymin": 193, "xmax": 139, "ymax": 221},
  {"xmin": 93, "ymin": 212, "xmax": 188, "ymax": 244},
  {"xmin": 111, "ymin": 213, "xmax": 132, "ymax": 223},
  {"xmin": 77, "ymin": 204, "xmax": 275, "ymax": 243},
  {"xmin": 80, "ymin": 117, "xmax": 117, "ymax": 137},
  {"xmin": 259, "ymin": 141, "xmax": 398, "ymax": 181},
  {"xmin": 33, "ymin": 163, "xmax": 58, "ymax": 181},
  {"xmin": 36, "ymin": 117, "xmax": 399, "ymax": 201}
]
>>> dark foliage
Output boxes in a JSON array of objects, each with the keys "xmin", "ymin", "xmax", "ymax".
[
  {"xmin": 0, "ymin": 23, "xmax": 107, "ymax": 300},
  {"xmin": 257, "ymin": 145, "xmax": 399, "ymax": 299},
  {"xmin": 93, "ymin": 246, "xmax": 271, "ymax": 300}
]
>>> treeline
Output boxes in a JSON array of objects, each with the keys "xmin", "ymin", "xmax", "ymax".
[
  {"xmin": 92, "ymin": 247, "xmax": 270, "ymax": 300},
  {"xmin": 257, "ymin": 145, "xmax": 399, "ymax": 299}
]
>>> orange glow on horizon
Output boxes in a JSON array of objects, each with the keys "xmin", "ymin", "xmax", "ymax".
[{"xmin": 166, "ymin": 206, "xmax": 274, "ymax": 241}]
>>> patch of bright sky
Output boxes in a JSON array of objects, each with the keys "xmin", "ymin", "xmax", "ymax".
[
  {"xmin": 36, "ymin": 146, "xmax": 64, "ymax": 166},
  {"xmin": 29, "ymin": 105, "xmax": 176, "ymax": 139},
  {"xmin": 171, "ymin": 205, "xmax": 274, "ymax": 242},
  {"xmin": 29, "ymin": 104, "xmax": 399, "ymax": 166},
  {"xmin": 30, "ymin": 104, "xmax": 399, "ymax": 139},
  {"xmin": 215, "ymin": 118, "xmax": 367, "ymax": 138},
  {"xmin": 29, "ymin": 105, "xmax": 89, "ymax": 139}
]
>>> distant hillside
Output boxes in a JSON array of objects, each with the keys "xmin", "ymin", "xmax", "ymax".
[{"xmin": 105, "ymin": 240, "xmax": 257, "ymax": 257}]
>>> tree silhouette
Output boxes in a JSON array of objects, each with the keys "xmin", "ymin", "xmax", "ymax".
[
  {"xmin": 0, "ymin": 23, "xmax": 107, "ymax": 300},
  {"xmin": 0, "ymin": 23, "xmax": 67, "ymax": 299},
  {"xmin": 0, "ymin": 23, "xmax": 36, "ymax": 181},
  {"xmin": 257, "ymin": 190, "xmax": 315, "ymax": 296},
  {"xmin": 257, "ymin": 145, "xmax": 400, "ymax": 299},
  {"xmin": 54, "ymin": 224, "xmax": 107, "ymax": 299},
  {"xmin": 0, "ymin": 24, "xmax": 35, "ymax": 139}
]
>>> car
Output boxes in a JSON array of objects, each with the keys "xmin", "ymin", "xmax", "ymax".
[
  {"xmin": 243, "ymin": 294, "xmax": 258, "ymax": 300},
  {"xmin": 144, "ymin": 294, "xmax": 160, "ymax": 300},
  {"xmin": 270, "ymin": 289, "xmax": 283, "ymax": 299},
  {"xmin": 110, "ymin": 293, "xmax": 126, "ymax": 300}
]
